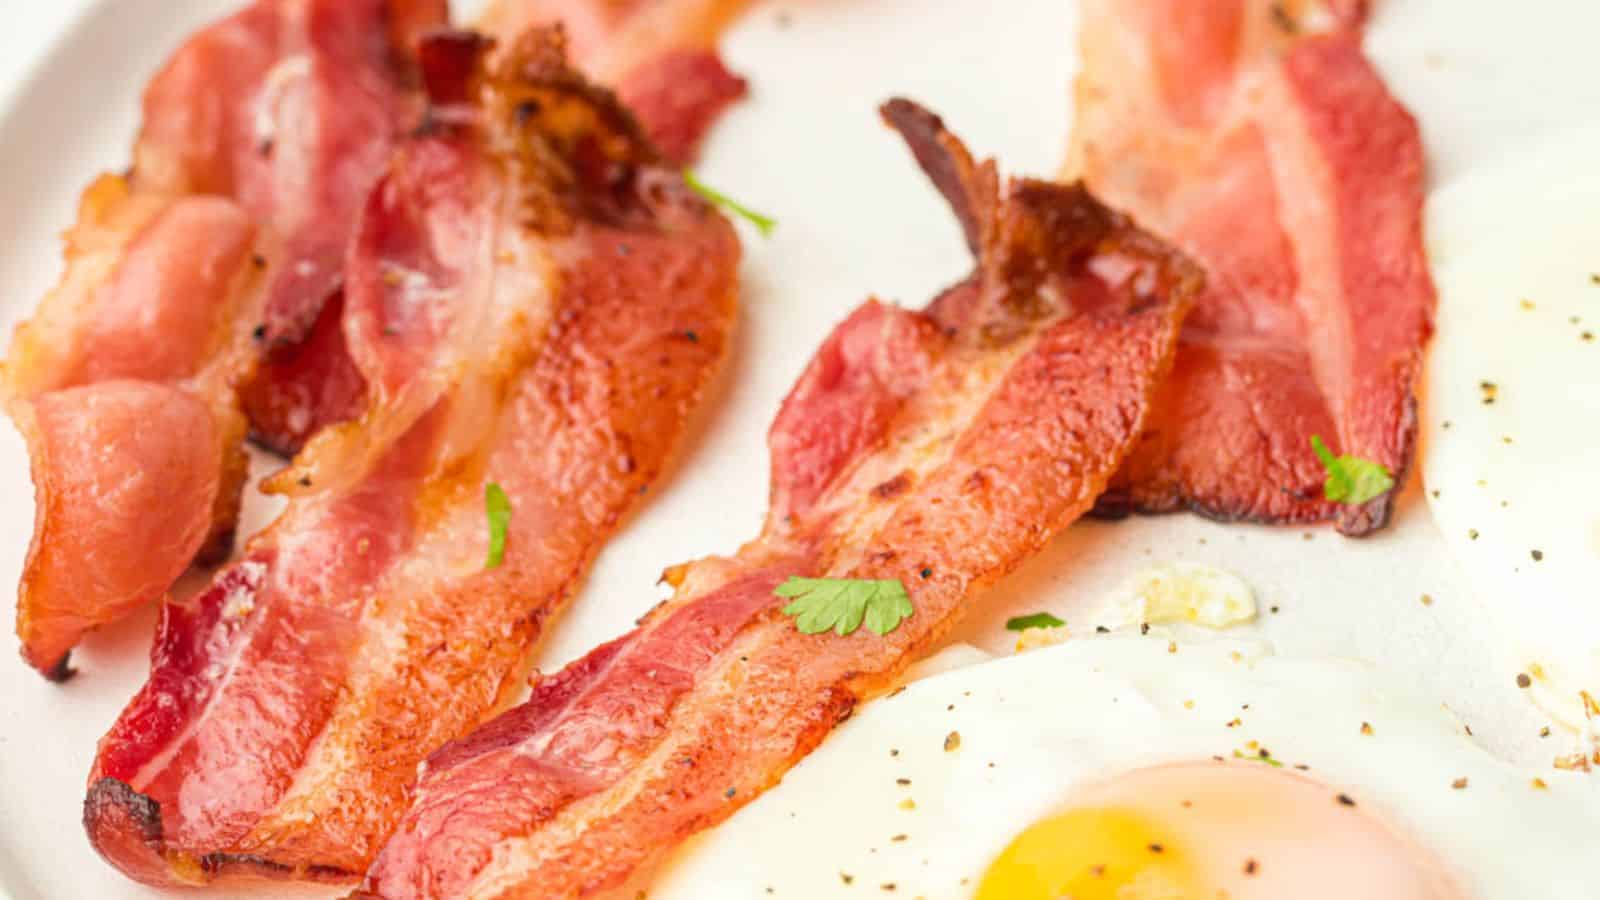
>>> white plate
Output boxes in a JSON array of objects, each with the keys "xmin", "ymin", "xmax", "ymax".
[{"xmin": 0, "ymin": 1, "xmax": 1586, "ymax": 897}]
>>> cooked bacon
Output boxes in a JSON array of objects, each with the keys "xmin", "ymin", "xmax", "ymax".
[
  {"xmin": 146, "ymin": 0, "xmax": 449, "ymax": 449},
  {"xmin": 1, "ymin": 0, "xmax": 448, "ymax": 675},
  {"xmin": 1068, "ymin": 0, "xmax": 1435, "ymax": 534},
  {"xmin": 138, "ymin": 0, "xmax": 447, "ymax": 345},
  {"xmin": 82, "ymin": 29, "xmax": 739, "ymax": 887},
  {"xmin": 479, "ymin": 0, "xmax": 751, "ymax": 162},
  {"xmin": 238, "ymin": 290, "xmax": 370, "ymax": 454},
  {"xmin": 247, "ymin": 0, "xmax": 751, "ymax": 451},
  {"xmin": 2, "ymin": 180, "xmax": 260, "ymax": 678},
  {"xmin": 354, "ymin": 99, "xmax": 1199, "ymax": 900}
]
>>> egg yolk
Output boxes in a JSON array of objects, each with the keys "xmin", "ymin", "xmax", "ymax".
[{"xmin": 976, "ymin": 760, "xmax": 1463, "ymax": 900}]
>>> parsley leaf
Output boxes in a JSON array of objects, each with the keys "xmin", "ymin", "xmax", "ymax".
[
  {"xmin": 1232, "ymin": 749, "xmax": 1284, "ymax": 768},
  {"xmin": 683, "ymin": 169, "xmax": 776, "ymax": 237},
  {"xmin": 1005, "ymin": 612, "xmax": 1066, "ymax": 632},
  {"xmin": 776, "ymin": 577, "xmax": 913, "ymax": 636},
  {"xmin": 1310, "ymin": 435, "xmax": 1394, "ymax": 505},
  {"xmin": 484, "ymin": 482, "xmax": 511, "ymax": 570}
]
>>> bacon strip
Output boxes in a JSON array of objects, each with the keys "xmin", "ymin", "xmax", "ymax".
[
  {"xmin": 82, "ymin": 29, "xmax": 740, "ymax": 887},
  {"xmin": 139, "ymin": 0, "xmax": 447, "ymax": 347},
  {"xmin": 0, "ymin": 0, "xmax": 446, "ymax": 677},
  {"xmin": 149, "ymin": 0, "xmax": 449, "ymax": 451},
  {"xmin": 479, "ymin": 0, "xmax": 752, "ymax": 163},
  {"xmin": 248, "ymin": 0, "xmax": 753, "ymax": 452},
  {"xmin": 1068, "ymin": 0, "xmax": 1435, "ymax": 534},
  {"xmin": 2, "ymin": 183, "xmax": 261, "ymax": 679},
  {"xmin": 355, "ymin": 100, "xmax": 1200, "ymax": 900}
]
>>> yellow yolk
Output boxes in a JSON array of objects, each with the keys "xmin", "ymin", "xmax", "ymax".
[
  {"xmin": 976, "ymin": 807, "xmax": 1196, "ymax": 899},
  {"xmin": 977, "ymin": 761, "xmax": 1463, "ymax": 900}
]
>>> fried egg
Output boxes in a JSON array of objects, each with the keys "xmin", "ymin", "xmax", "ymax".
[
  {"xmin": 646, "ymin": 635, "xmax": 1600, "ymax": 898},
  {"xmin": 1420, "ymin": 125, "xmax": 1600, "ymax": 738}
]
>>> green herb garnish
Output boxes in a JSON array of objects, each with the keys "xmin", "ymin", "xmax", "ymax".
[
  {"xmin": 1310, "ymin": 435, "xmax": 1394, "ymax": 505},
  {"xmin": 777, "ymin": 577, "xmax": 913, "ymax": 636},
  {"xmin": 484, "ymin": 482, "xmax": 511, "ymax": 569},
  {"xmin": 1232, "ymin": 749, "xmax": 1284, "ymax": 768},
  {"xmin": 1005, "ymin": 612, "xmax": 1066, "ymax": 632},
  {"xmin": 683, "ymin": 169, "xmax": 776, "ymax": 236}
]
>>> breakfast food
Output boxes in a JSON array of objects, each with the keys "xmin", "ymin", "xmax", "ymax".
[
  {"xmin": 1422, "ymin": 125, "xmax": 1600, "ymax": 741},
  {"xmin": 352, "ymin": 99, "xmax": 1200, "ymax": 899},
  {"xmin": 1, "ymin": 0, "xmax": 1590, "ymax": 897},
  {"xmin": 0, "ymin": 0, "xmax": 446, "ymax": 678},
  {"xmin": 647, "ymin": 635, "xmax": 1600, "ymax": 898},
  {"xmin": 1, "ymin": 189, "xmax": 259, "ymax": 679},
  {"xmin": 1068, "ymin": 0, "xmax": 1435, "ymax": 535},
  {"xmin": 153, "ymin": 0, "xmax": 449, "ymax": 452},
  {"xmin": 253, "ymin": 0, "xmax": 755, "ymax": 453},
  {"xmin": 82, "ymin": 28, "xmax": 739, "ymax": 886},
  {"xmin": 478, "ymin": 0, "xmax": 751, "ymax": 163}
]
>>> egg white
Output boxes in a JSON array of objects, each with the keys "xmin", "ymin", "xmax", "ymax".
[
  {"xmin": 646, "ymin": 636, "xmax": 1600, "ymax": 899},
  {"xmin": 1420, "ymin": 125, "xmax": 1600, "ymax": 734}
]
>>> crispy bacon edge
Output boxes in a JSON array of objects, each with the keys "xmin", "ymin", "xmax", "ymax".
[
  {"xmin": 80, "ymin": 27, "xmax": 740, "ymax": 888},
  {"xmin": 477, "ymin": 0, "xmax": 753, "ymax": 163},
  {"xmin": 352, "ymin": 99, "xmax": 1200, "ymax": 899}
]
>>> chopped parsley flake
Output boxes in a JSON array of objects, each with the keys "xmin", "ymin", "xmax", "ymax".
[
  {"xmin": 777, "ymin": 577, "xmax": 913, "ymax": 636},
  {"xmin": 1231, "ymin": 748, "xmax": 1283, "ymax": 768},
  {"xmin": 1005, "ymin": 612, "xmax": 1066, "ymax": 632},
  {"xmin": 683, "ymin": 169, "xmax": 777, "ymax": 236},
  {"xmin": 484, "ymin": 482, "xmax": 511, "ymax": 569},
  {"xmin": 1310, "ymin": 435, "xmax": 1394, "ymax": 505}
]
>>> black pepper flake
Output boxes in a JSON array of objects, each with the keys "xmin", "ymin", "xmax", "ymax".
[
  {"xmin": 1583, "ymin": 331, "xmax": 1595, "ymax": 342},
  {"xmin": 840, "ymin": 873, "xmax": 854, "ymax": 885},
  {"xmin": 1336, "ymin": 793, "xmax": 1357, "ymax": 807},
  {"xmin": 1096, "ymin": 625, "xmax": 1110, "ymax": 633},
  {"xmin": 919, "ymin": 567, "xmax": 932, "ymax": 579},
  {"xmin": 251, "ymin": 253, "xmax": 267, "ymax": 269},
  {"xmin": 880, "ymin": 883, "xmax": 896, "ymax": 892},
  {"xmin": 252, "ymin": 324, "xmax": 267, "ymax": 341},
  {"xmin": 895, "ymin": 778, "xmax": 911, "ymax": 786},
  {"xmin": 1147, "ymin": 843, "xmax": 1165, "ymax": 854},
  {"xmin": 1244, "ymin": 859, "xmax": 1259, "ymax": 876},
  {"xmin": 1517, "ymin": 672, "xmax": 1532, "ymax": 688},
  {"xmin": 298, "ymin": 476, "xmax": 313, "ymax": 488},
  {"xmin": 513, "ymin": 99, "xmax": 542, "ymax": 125},
  {"xmin": 682, "ymin": 330, "xmax": 699, "ymax": 343},
  {"xmin": 1531, "ymin": 549, "xmax": 1544, "ymax": 561},
  {"xmin": 725, "ymin": 787, "xmax": 737, "ymax": 799},
  {"xmin": 1140, "ymin": 623, "xmax": 1151, "ymax": 635},
  {"xmin": 1270, "ymin": 605, "xmax": 1280, "ymax": 614}
]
